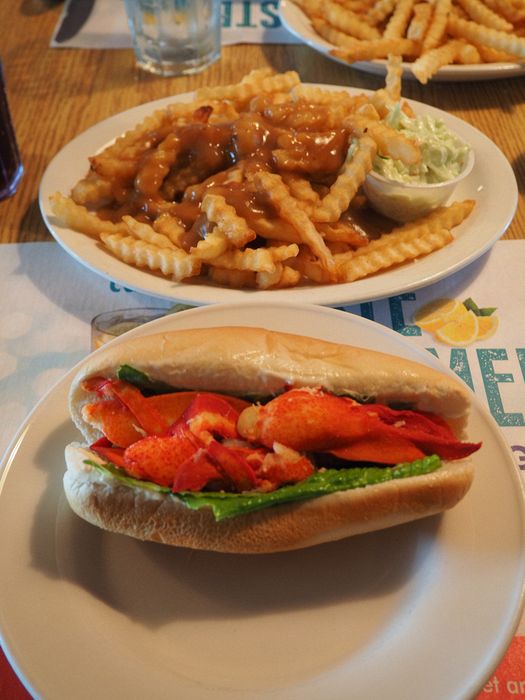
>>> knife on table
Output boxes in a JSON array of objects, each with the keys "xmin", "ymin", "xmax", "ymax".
[{"xmin": 54, "ymin": 0, "xmax": 96, "ymax": 43}]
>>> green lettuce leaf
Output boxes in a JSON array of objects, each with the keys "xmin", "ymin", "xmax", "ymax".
[
  {"xmin": 116, "ymin": 365, "xmax": 175, "ymax": 395},
  {"xmin": 85, "ymin": 454, "xmax": 442, "ymax": 521}
]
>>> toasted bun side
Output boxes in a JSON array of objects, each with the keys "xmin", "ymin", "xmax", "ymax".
[
  {"xmin": 64, "ymin": 444, "xmax": 474, "ymax": 554},
  {"xmin": 69, "ymin": 326, "xmax": 472, "ymax": 443}
]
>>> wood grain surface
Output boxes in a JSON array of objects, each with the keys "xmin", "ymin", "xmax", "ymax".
[{"xmin": 0, "ymin": 0, "xmax": 523, "ymax": 243}]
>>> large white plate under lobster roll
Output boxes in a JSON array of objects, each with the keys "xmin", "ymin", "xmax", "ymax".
[{"xmin": 2, "ymin": 302, "xmax": 524, "ymax": 700}]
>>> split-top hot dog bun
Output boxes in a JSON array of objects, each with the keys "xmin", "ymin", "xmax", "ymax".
[{"xmin": 64, "ymin": 326, "xmax": 477, "ymax": 553}]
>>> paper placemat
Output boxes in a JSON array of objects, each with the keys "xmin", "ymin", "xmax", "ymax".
[
  {"xmin": 3, "ymin": 241, "xmax": 524, "ymax": 467},
  {"xmin": 1, "ymin": 240, "xmax": 524, "ymax": 698},
  {"xmin": 51, "ymin": 0, "xmax": 296, "ymax": 49}
]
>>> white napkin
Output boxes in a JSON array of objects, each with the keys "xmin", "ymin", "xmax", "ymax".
[{"xmin": 51, "ymin": 0, "xmax": 297, "ymax": 49}]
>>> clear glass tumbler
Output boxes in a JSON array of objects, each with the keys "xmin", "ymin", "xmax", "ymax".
[
  {"xmin": 123, "ymin": 0, "xmax": 221, "ymax": 76},
  {"xmin": 90, "ymin": 307, "xmax": 168, "ymax": 350},
  {"xmin": 0, "ymin": 61, "xmax": 23, "ymax": 201},
  {"xmin": 90, "ymin": 305, "xmax": 192, "ymax": 350}
]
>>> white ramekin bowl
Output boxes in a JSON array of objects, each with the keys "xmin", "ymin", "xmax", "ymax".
[{"xmin": 363, "ymin": 148, "xmax": 475, "ymax": 223}]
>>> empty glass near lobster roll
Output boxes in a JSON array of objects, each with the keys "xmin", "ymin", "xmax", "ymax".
[{"xmin": 49, "ymin": 67, "xmax": 475, "ymax": 291}]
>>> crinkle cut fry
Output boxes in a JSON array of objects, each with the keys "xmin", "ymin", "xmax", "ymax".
[
  {"xmin": 195, "ymin": 71, "xmax": 301, "ymax": 105},
  {"xmin": 134, "ymin": 132, "xmax": 182, "ymax": 198},
  {"xmin": 49, "ymin": 193, "xmax": 128, "ymax": 238},
  {"xmin": 385, "ymin": 54, "xmax": 403, "ymax": 102},
  {"xmin": 253, "ymin": 171, "xmax": 337, "ymax": 279},
  {"xmin": 422, "ymin": 0, "xmax": 453, "ymax": 52},
  {"xmin": 313, "ymin": 18, "xmax": 364, "ymax": 50},
  {"xmin": 281, "ymin": 173, "xmax": 321, "ymax": 206},
  {"xmin": 337, "ymin": 228, "xmax": 454, "ymax": 282},
  {"xmin": 412, "ymin": 40, "xmax": 465, "ymax": 83},
  {"xmin": 475, "ymin": 44, "xmax": 517, "ymax": 63},
  {"xmin": 247, "ymin": 216, "xmax": 303, "ymax": 244},
  {"xmin": 363, "ymin": 200, "xmax": 475, "ymax": 250},
  {"xmin": 92, "ymin": 100, "xmax": 205, "ymax": 175},
  {"xmin": 240, "ymin": 67, "xmax": 275, "ymax": 83},
  {"xmin": 96, "ymin": 107, "xmax": 170, "ymax": 161},
  {"xmin": 262, "ymin": 99, "xmax": 364, "ymax": 131},
  {"xmin": 455, "ymin": 41, "xmax": 482, "ymax": 64},
  {"xmin": 207, "ymin": 244, "xmax": 299, "ymax": 273},
  {"xmin": 153, "ymin": 213, "xmax": 186, "ymax": 246},
  {"xmin": 482, "ymin": 0, "xmax": 525, "ymax": 25},
  {"xmin": 447, "ymin": 15, "xmax": 525, "ymax": 57},
  {"xmin": 201, "ymin": 193, "xmax": 256, "ymax": 248},
  {"xmin": 256, "ymin": 263, "xmax": 302, "ymax": 289},
  {"xmin": 289, "ymin": 247, "xmax": 333, "ymax": 284},
  {"xmin": 346, "ymin": 115, "xmax": 420, "ymax": 165},
  {"xmin": 276, "ymin": 265, "xmax": 302, "ymax": 288},
  {"xmin": 366, "ymin": 0, "xmax": 397, "ymax": 26},
  {"xmin": 122, "ymin": 216, "xmax": 177, "ymax": 250},
  {"xmin": 330, "ymin": 38, "xmax": 419, "ymax": 63},
  {"xmin": 290, "ymin": 84, "xmax": 364, "ymax": 108},
  {"xmin": 317, "ymin": 16, "xmax": 418, "ymax": 60},
  {"xmin": 455, "ymin": 0, "xmax": 513, "ymax": 32},
  {"xmin": 324, "ymin": 0, "xmax": 381, "ymax": 40},
  {"xmin": 383, "ymin": 0, "xmax": 417, "ymax": 39},
  {"xmin": 336, "ymin": 200, "xmax": 475, "ymax": 281},
  {"xmin": 100, "ymin": 232, "xmax": 201, "ymax": 281},
  {"xmin": 190, "ymin": 229, "xmax": 230, "ymax": 261},
  {"xmin": 291, "ymin": 0, "xmax": 324, "ymax": 15},
  {"xmin": 312, "ymin": 135, "xmax": 377, "ymax": 223},
  {"xmin": 316, "ymin": 221, "xmax": 370, "ymax": 247},
  {"xmin": 70, "ymin": 172, "xmax": 113, "ymax": 206},
  {"xmin": 407, "ymin": 3, "xmax": 433, "ymax": 41}
]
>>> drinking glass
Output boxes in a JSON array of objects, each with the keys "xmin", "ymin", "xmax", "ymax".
[
  {"xmin": 90, "ymin": 305, "xmax": 192, "ymax": 350},
  {"xmin": 0, "ymin": 61, "xmax": 23, "ymax": 201},
  {"xmin": 123, "ymin": 0, "xmax": 221, "ymax": 76}
]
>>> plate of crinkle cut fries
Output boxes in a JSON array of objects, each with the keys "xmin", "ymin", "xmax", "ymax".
[
  {"xmin": 40, "ymin": 69, "xmax": 517, "ymax": 306},
  {"xmin": 281, "ymin": 0, "xmax": 525, "ymax": 83}
]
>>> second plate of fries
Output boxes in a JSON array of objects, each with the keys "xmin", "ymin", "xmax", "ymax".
[
  {"xmin": 281, "ymin": 0, "xmax": 525, "ymax": 83},
  {"xmin": 39, "ymin": 70, "xmax": 516, "ymax": 306}
]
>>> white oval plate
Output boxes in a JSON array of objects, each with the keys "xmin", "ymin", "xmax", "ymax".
[
  {"xmin": 280, "ymin": 0, "xmax": 525, "ymax": 82},
  {"xmin": 1, "ymin": 302, "xmax": 524, "ymax": 700},
  {"xmin": 39, "ymin": 85, "xmax": 517, "ymax": 307}
]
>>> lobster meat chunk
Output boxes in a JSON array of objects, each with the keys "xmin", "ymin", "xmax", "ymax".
[
  {"xmin": 237, "ymin": 387, "xmax": 481, "ymax": 464},
  {"xmin": 86, "ymin": 382, "xmax": 313, "ymax": 493},
  {"xmin": 123, "ymin": 428, "xmax": 201, "ymax": 487},
  {"xmin": 237, "ymin": 388, "xmax": 371, "ymax": 452},
  {"xmin": 81, "ymin": 376, "xmax": 248, "ymax": 448}
]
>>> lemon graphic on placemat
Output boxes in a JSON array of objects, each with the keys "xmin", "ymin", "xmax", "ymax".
[
  {"xmin": 413, "ymin": 298, "xmax": 461, "ymax": 332},
  {"xmin": 413, "ymin": 297, "xmax": 498, "ymax": 347},
  {"xmin": 435, "ymin": 309, "xmax": 479, "ymax": 346},
  {"xmin": 476, "ymin": 314, "xmax": 499, "ymax": 340}
]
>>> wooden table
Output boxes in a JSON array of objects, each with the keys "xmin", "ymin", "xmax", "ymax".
[{"xmin": 0, "ymin": 0, "xmax": 524, "ymax": 244}]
